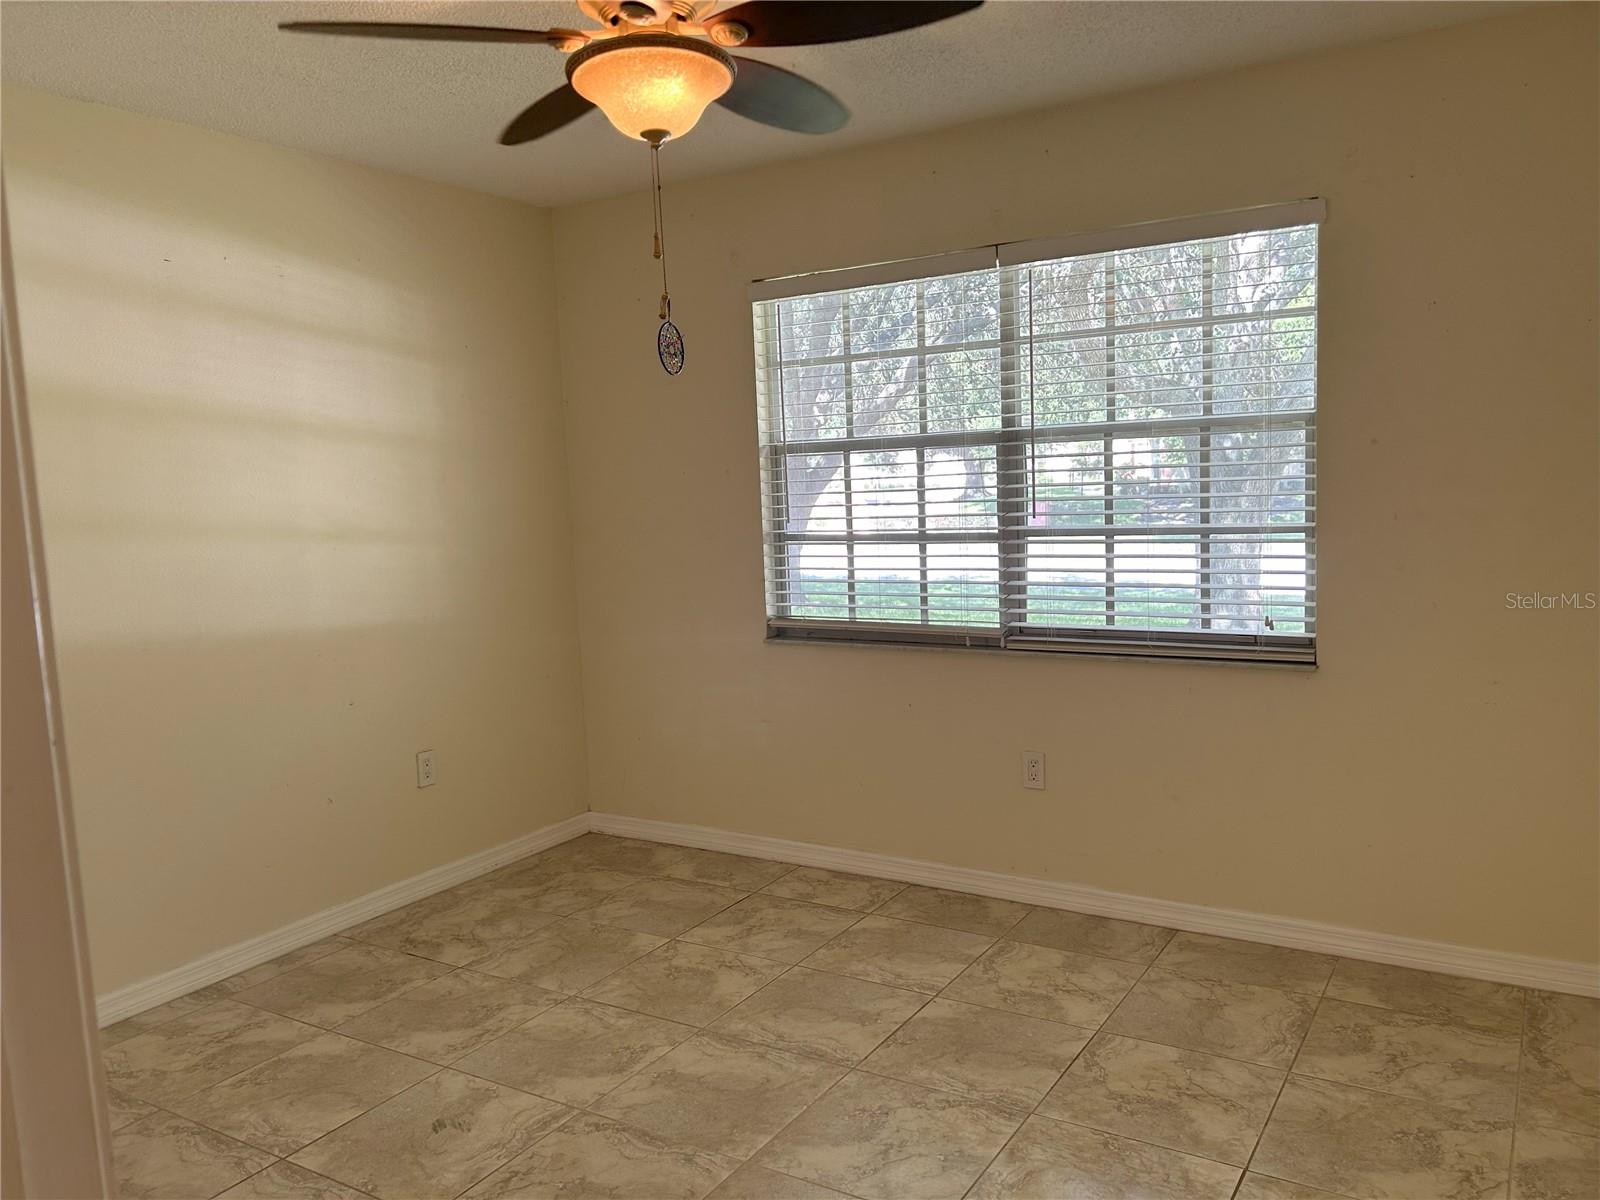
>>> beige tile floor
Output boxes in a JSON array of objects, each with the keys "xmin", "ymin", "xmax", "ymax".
[{"xmin": 102, "ymin": 834, "xmax": 1600, "ymax": 1199}]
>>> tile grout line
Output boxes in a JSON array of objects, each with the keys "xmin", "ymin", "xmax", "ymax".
[
  {"xmin": 1012, "ymin": 1106, "xmax": 1265, "ymax": 1178},
  {"xmin": 100, "ymin": 939, "xmax": 356, "ymax": 1045},
  {"xmin": 227, "ymin": 1056, "xmax": 456, "ymax": 1174},
  {"xmin": 124, "ymin": 1082, "xmax": 421, "ymax": 1199},
  {"xmin": 214, "ymin": 1159, "xmax": 379, "ymax": 1200},
  {"xmin": 1229, "ymin": 968, "xmax": 1328, "ymax": 1198},
  {"xmin": 763, "ymin": 869, "xmax": 909, "ymax": 915},
  {"xmin": 502, "ymin": 1026, "xmax": 835, "ymax": 1197},
  {"xmin": 281, "ymin": 1054, "xmax": 583, "ymax": 1200},
  {"xmin": 110, "ymin": 1007, "xmax": 336, "ymax": 1115},
  {"xmin": 1507, "ymin": 987, "xmax": 1529, "ymax": 1194},
  {"xmin": 956, "ymin": 926, "xmax": 1171, "ymax": 1197},
  {"xmin": 446, "ymin": 1107, "xmax": 584, "ymax": 1199},
  {"xmin": 692, "ymin": 1067, "xmax": 866, "ymax": 1199},
  {"xmin": 112, "ymin": 1105, "xmax": 271, "ymax": 1194}
]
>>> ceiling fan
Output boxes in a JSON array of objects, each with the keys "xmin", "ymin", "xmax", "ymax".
[
  {"xmin": 282, "ymin": 2, "xmax": 983, "ymax": 374},
  {"xmin": 280, "ymin": 1, "xmax": 984, "ymax": 146}
]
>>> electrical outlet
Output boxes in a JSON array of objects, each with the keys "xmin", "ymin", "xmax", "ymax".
[
  {"xmin": 1022, "ymin": 751, "xmax": 1045, "ymax": 790},
  {"xmin": 416, "ymin": 750, "xmax": 436, "ymax": 788}
]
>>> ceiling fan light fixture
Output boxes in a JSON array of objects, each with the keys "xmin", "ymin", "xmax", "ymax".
[{"xmin": 567, "ymin": 34, "xmax": 735, "ymax": 142}]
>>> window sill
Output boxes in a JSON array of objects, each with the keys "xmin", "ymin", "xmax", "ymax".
[{"xmin": 765, "ymin": 620, "xmax": 1317, "ymax": 669}]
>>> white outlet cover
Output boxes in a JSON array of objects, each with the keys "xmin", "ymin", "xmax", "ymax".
[
  {"xmin": 416, "ymin": 750, "xmax": 436, "ymax": 788},
  {"xmin": 1022, "ymin": 751, "xmax": 1045, "ymax": 790}
]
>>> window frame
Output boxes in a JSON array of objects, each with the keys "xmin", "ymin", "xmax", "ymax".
[{"xmin": 752, "ymin": 201, "xmax": 1323, "ymax": 666}]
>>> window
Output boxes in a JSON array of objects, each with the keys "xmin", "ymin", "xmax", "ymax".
[{"xmin": 753, "ymin": 201, "xmax": 1321, "ymax": 664}]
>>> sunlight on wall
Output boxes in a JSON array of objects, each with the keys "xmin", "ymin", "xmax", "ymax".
[
  {"xmin": 3, "ymin": 86, "xmax": 587, "ymax": 991},
  {"xmin": 14, "ymin": 171, "xmax": 483, "ymax": 640}
]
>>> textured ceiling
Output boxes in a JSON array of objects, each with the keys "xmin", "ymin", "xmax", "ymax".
[{"xmin": 2, "ymin": 1, "xmax": 1513, "ymax": 207}]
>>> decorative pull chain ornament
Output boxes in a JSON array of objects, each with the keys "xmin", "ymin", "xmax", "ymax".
[{"xmin": 648, "ymin": 134, "xmax": 686, "ymax": 375}]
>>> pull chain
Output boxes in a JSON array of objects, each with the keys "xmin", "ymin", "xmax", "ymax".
[
  {"xmin": 647, "ymin": 134, "xmax": 684, "ymax": 375},
  {"xmin": 650, "ymin": 139, "xmax": 670, "ymax": 322}
]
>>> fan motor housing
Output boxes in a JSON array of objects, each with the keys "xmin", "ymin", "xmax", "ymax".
[{"xmin": 580, "ymin": 0, "xmax": 714, "ymax": 28}]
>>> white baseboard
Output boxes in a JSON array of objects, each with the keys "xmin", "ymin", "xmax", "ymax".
[
  {"xmin": 590, "ymin": 812, "xmax": 1599, "ymax": 998},
  {"xmin": 95, "ymin": 812, "xmax": 591, "ymax": 1026},
  {"xmin": 98, "ymin": 807, "xmax": 1596, "ymax": 1024}
]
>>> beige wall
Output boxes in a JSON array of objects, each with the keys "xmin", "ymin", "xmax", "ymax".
[
  {"xmin": 3, "ymin": 87, "xmax": 587, "ymax": 993},
  {"xmin": 2, "ymin": 5, "xmax": 1594, "ymax": 998},
  {"xmin": 553, "ymin": 7, "xmax": 1599, "ymax": 963}
]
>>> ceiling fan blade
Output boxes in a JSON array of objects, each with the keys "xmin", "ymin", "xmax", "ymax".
[
  {"xmin": 278, "ymin": 21, "xmax": 574, "ymax": 45},
  {"xmin": 706, "ymin": 1, "xmax": 982, "ymax": 48},
  {"xmin": 716, "ymin": 58, "xmax": 847, "ymax": 134},
  {"xmin": 500, "ymin": 85, "xmax": 597, "ymax": 145}
]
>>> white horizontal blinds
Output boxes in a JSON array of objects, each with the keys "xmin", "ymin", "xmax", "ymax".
[
  {"xmin": 749, "ymin": 247, "xmax": 998, "ymax": 303},
  {"xmin": 756, "ymin": 266, "xmax": 1006, "ymax": 637},
  {"xmin": 754, "ymin": 203, "xmax": 1319, "ymax": 663},
  {"xmin": 1004, "ymin": 222, "xmax": 1318, "ymax": 657}
]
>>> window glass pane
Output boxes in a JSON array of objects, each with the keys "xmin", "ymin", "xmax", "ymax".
[
  {"xmin": 1214, "ymin": 227, "xmax": 1317, "ymax": 316},
  {"xmin": 855, "ymin": 543, "xmax": 921, "ymax": 622},
  {"xmin": 849, "ymin": 355, "xmax": 919, "ymax": 437},
  {"xmin": 925, "ymin": 445, "xmax": 996, "ymax": 532},
  {"xmin": 1028, "ymin": 440, "xmax": 1103, "ymax": 528},
  {"xmin": 1210, "ymin": 427, "xmax": 1311, "ymax": 526},
  {"xmin": 1020, "ymin": 258, "xmax": 1107, "ymax": 336},
  {"xmin": 1024, "ymin": 539, "xmax": 1108, "ymax": 627},
  {"xmin": 849, "ymin": 449, "xmax": 918, "ymax": 533},
  {"xmin": 1111, "ymin": 434, "xmax": 1200, "ymax": 527},
  {"xmin": 779, "ymin": 362, "xmax": 845, "ymax": 440},
  {"xmin": 778, "ymin": 292, "xmax": 844, "ymax": 358},
  {"xmin": 782, "ymin": 452, "xmax": 844, "ymax": 535},
  {"xmin": 928, "ymin": 544, "xmax": 999, "ymax": 626},
  {"xmin": 1030, "ymin": 338, "xmax": 1108, "ymax": 426},
  {"xmin": 848, "ymin": 282, "xmax": 917, "ymax": 353},
  {"xmin": 787, "ymin": 543, "xmax": 849, "ymax": 619},
  {"xmin": 1261, "ymin": 535, "xmax": 1313, "ymax": 635},
  {"xmin": 1213, "ymin": 315, "xmax": 1316, "ymax": 414},
  {"xmin": 1113, "ymin": 240, "xmax": 1206, "ymax": 324},
  {"xmin": 927, "ymin": 347, "xmax": 1001, "ymax": 432},
  {"xmin": 925, "ymin": 272, "xmax": 1000, "ymax": 345},
  {"xmin": 1108, "ymin": 327, "xmax": 1205, "ymax": 420},
  {"xmin": 1207, "ymin": 537, "xmax": 1273, "ymax": 632},
  {"xmin": 1114, "ymin": 538, "xmax": 1201, "ymax": 629},
  {"xmin": 1207, "ymin": 533, "xmax": 1313, "ymax": 634}
]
